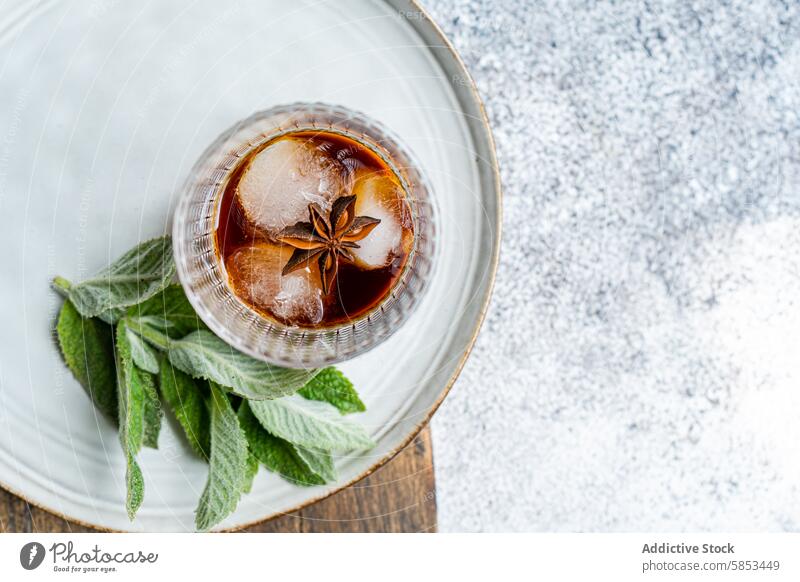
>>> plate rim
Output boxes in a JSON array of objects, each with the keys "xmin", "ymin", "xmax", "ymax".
[{"xmin": 0, "ymin": 0, "xmax": 502, "ymax": 532}]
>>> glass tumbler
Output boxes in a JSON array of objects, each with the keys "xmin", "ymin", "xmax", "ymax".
[{"xmin": 173, "ymin": 103, "xmax": 436, "ymax": 367}]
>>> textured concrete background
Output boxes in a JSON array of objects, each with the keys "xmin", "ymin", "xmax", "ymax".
[{"xmin": 426, "ymin": 0, "xmax": 800, "ymax": 531}]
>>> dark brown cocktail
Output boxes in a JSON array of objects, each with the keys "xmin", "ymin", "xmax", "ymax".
[{"xmin": 215, "ymin": 131, "xmax": 414, "ymax": 327}]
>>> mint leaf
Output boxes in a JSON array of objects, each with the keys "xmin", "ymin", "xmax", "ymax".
[
  {"xmin": 142, "ymin": 388, "xmax": 163, "ymax": 449},
  {"xmin": 242, "ymin": 453, "xmax": 259, "ymax": 494},
  {"xmin": 237, "ymin": 402, "xmax": 324, "ymax": 486},
  {"xmin": 98, "ymin": 306, "xmax": 127, "ymax": 325},
  {"xmin": 248, "ymin": 395, "xmax": 374, "ymax": 453},
  {"xmin": 195, "ymin": 383, "xmax": 248, "ymax": 531},
  {"xmin": 158, "ymin": 358, "xmax": 210, "ymax": 459},
  {"xmin": 124, "ymin": 454, "xmax": 144, "ymax": 519},
  {"xmin": 294, "ymin": 446, "xmax": 336, "ymax": 482},
  {"xmin": 53, "ymin": 276, "xmax": 127, "ymax": 324},
  {"xmin": 115, "ymin": 321, "xmax": 149, "ymax": 520},
  {"xmin": 62, "ymin": 236, "xmax": 175, "ymax": 318},
  {"xmin": 127, "ymin": 284, "xmax": 207, "ymax": 338},
  {"xmin": 56, "ymin": 299, "xmax": 118, "ymax": 422},
  {"xmin": 126, "ymin": 326, "xmax": 160, "ymax": 374},
  {"xmin": 167, "ymin": 330, "xmax": 318, "ymax": 400},
  {"xmin": 298, "ymin": 367, "xmax": 365, "ymax": 414}
]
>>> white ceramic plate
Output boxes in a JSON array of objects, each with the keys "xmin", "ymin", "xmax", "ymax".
[{"xmin": 0, "ymin": 0, "xmax": 500, "ymax": 531}]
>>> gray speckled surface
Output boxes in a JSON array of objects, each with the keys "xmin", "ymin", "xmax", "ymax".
[{"xmin": 425, "ymin": 0, "xmax": 800, "ymax": 531}]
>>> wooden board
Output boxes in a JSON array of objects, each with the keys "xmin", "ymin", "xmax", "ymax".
[{"xmin": 0, "ymin": 428, "xmax": 436, "ymax": 533}]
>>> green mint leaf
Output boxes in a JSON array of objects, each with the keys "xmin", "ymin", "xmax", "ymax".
[
  {"xmin": 51, "ymin": 275, "xmax": 72, "ymax": 297},
  {"xmin": 127, "ymin": 284, "xmax": 208, "ymax": 338},
  {"xmin": 126, "ymin": 326, "xmax": 160, "ymax": 374},
  {"xmin": 158, "ymin": 358, "xmax": 210, "ymax": 459},
  {"xmin": 124, "ymin": 453, "xmax": 144, "ymax": 520},
  {"xmin": 167, "ymin": 330, "xmax": 318, "ymax": 400},
  {"xmin": 122, "ymin": 316, "xmax": 171, "ymax": 352},
  {"xmin": 54, "ymin": 277, "xmax": 130, "ymax": 325},
  {"xmin": 237, "ymin": 402, "xmax": 325, "ymax": 487},
  {"xmin": 115, "ymin": 321, "xmax": 149, "ymax": 520},
  {"xmin": 142, "ymin": 388, "xmax": 163, "ymax": 449},
  {"xmin": 63, "ymin": 236, "xmax": 175, "ymax": 318},
  {"xmin": 294, "ymin": 446, "xmax": 336, "ymax": 482},
  {"xmin": 298, "ymin": 367, "xmax": 366, "ymax": 415},
  {"xmin": 138, "ymin": 365, "xmax": 159, "ymax": 402},
  {"xmin": 248, "ymin": 395, "xmax": 374, "ymax": 453},
  {"xmin": 195, "ymin": 383, "xmax": 249, "ymax": 531},
  {"xmin": 97, "ymin": 306, "xmax": 126, "ymax": 325},
  {"xmin": 242, "ymin": 453, "xmax": 259, "ymax": 494},
  {"xmin": 56, "ymin": 299, "xmax": 118, "ymax": 422}
]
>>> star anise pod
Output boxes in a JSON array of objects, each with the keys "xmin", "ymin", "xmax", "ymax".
[{"xmin": 277, "ymin": 195, "xmax": 381, "ymax": 295}]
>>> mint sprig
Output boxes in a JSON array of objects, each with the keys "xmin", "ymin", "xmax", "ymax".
[{"xmin": 52, "ymin": 236, "xmax": 374, "ymax": 531}]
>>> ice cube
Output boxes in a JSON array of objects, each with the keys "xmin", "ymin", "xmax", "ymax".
[
  {"xmin": 226, "ymin": 243, "xmax": 324, "ymax": 325},
  {"xmin": 351, "ymin": 170, "xmax": 410, "ymax": 269},
  {"xmin": 236, "ymin": 137, "xmax": 347, "ymax": 235}
]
